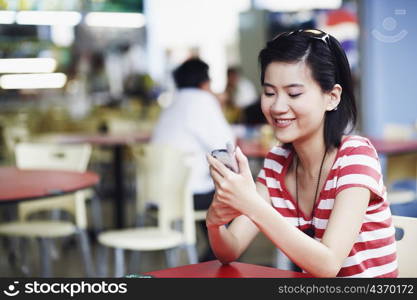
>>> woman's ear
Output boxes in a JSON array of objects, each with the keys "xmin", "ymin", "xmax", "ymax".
[{"xmin": 326, "ymin": 84, "xmax": 342, "ymax": 111}]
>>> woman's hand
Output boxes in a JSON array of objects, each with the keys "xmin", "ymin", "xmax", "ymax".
[
  {"xmin": 205, "ymin": 192, "xmax": 241, "ymax": 228},
  {"xmin": 206, "ymin": 146, "xmax": 260, "ymax": 216}
]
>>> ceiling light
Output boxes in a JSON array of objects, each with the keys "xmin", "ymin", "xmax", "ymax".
[
  {"xmin": 16, "ymin": 11, "xmax": 81, "ymax": 26},
  {"xmin": 0, "ymin": 73, "xmax": 67, "ymax": 89},
  {"xmin": 85, "ymin": 12, "xmax": 145, "ymax": 28},
  {"xmin": 255, "ymin": 0, "xmax": 342, "ymax": 12}
]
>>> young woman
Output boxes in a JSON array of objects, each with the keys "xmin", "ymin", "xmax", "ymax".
[{"xmin": 206, "ymin": 29, "xmax": 398, "ymax": 278}]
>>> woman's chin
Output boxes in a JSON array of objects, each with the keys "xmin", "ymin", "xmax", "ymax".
[{"xmin": 274, "ymin": 132, "xmax": 296, "ymax": 144}]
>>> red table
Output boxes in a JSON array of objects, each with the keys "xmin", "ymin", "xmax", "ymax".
[
  {"xmin": 47, "ymin": 132, "xmax": 150, "ymax": 228},
  {"xmin": 146, "ymin": 260, "xmax": 311, "ymax": 278},
  {"xmin": 0, "ymin": 167, "xmax": 99, "ymax": 204},
  {"xmin": 53, "ymin": 132, "xmax": 150, "ymax": 146}
]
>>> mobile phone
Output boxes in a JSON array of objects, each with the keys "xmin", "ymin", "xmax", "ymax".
[{"xmin": 211, "ymin": 143, "xmax": 239, "ymax": 173}]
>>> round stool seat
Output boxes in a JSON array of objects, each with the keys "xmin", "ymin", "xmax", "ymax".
[{"xmin": 98, "ymin": 227, "xmax": 184, "ymax": 251}]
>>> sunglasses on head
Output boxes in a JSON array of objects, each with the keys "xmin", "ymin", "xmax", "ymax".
[{"xmin": 274, "ymin": 29, "xmax": 331, "ymax": 46}]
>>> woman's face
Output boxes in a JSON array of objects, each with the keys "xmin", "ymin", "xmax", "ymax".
[{"xmin": 261, "ymin": 61, "xmax": 337, "ymax": 145}]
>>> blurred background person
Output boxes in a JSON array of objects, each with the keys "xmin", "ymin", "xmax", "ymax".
[
  {"xmin": 225, "ymin": 66, "xmax": 258, "ymax": 110},
  {"xmin": 151, "ymin": 58, "xmax": 235, "ymax": 261},
  {"xmin": 223, "ymin": 67, "xmax": 264, "ymax": 124}
]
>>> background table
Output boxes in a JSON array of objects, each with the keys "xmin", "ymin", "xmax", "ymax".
[
  {"xmin": 368, "ymin": 138, "xmax": 417, "ymax": 155},
  {"xmin": 0, "ymin": 167, "xmax": 99, "ymax": 204},
  {"xmin": 237, "ymin": 138, "xmax": 268, "ymax": 158},
  {"xmin": 367, "ymin": 138, "xmax": 417, "ymax": 183},
  {"xmin": 238, "ymin": 136, "xmax": 417, "ymax": 180},
  {"xmin": 0, "ymin": 167, "xmax": 99, "ymax": 276},
  {"xmin": 238, "ymin": 136, "xmax": 417, "ymax": 158},
  {"xmin": 146, "ymin": 260, "xmax": 311, "ymax": 278},
  {"xmin": 44, "ymin": 132, "xmax": 150, "ymax": 228}
]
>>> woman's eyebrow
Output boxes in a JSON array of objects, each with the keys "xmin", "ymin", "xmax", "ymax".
[
  {"xmin": 284, "ymin": 83, "xmax": 304, "ymax": 88},
  {"xmin": 262, "ymin": 82, "xmax": 276, "ymax": 88},
  {"xmin": 262, "ymin": 82, "xmax": 304, "ymax": 88}
]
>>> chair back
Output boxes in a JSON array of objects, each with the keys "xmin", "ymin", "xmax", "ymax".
[
  {"xmin": 392, "ymin": 215, "xmax": 417, "ymax": 277},
  {"xmin": 15, "ymin": 142, "xmax": 91, "ymax": 172},
  {"xmin": 14, "ymin": 143, "xmax": 92, "ymax": 228},
  {"xmin": 131, "ymin": 144, "xmax": 196, "ymax": 245},
  {"xmin": 2, "ymin": 125, "xmax": 30, "ymax": 163}
]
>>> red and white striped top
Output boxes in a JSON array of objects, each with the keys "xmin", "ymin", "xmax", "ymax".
[{"xmin": 257, "ymin": 135, "xmax": 398, "ymax": 278}]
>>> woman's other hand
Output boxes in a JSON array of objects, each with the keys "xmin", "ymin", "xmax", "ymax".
[
  {"xmin": 207, "ymin": 147, "xmax": 260, "ymax": 216},
  {"xmin": 205, "ymin": 192, "xmax": 241, "ymax": 228}
]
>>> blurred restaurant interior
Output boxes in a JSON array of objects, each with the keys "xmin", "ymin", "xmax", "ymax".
[{"xmin": 0, "ymin": 0, "xmax": 416, "ymax": 277}]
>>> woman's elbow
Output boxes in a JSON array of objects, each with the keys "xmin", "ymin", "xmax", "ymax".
[
  {"xmin": 218, "ymin": 257, "xmax": 234, "ymax": 265},
  {"xmin": 311, "ymin": 261, "xmax": 341, "ymax": 278},
  {"xmin": 214, "ymin": 252, "xmax": 238, "ymax": 265},
  {"xmin": 314, "ymin": 268, "xmax": 340, "ymax": 278},
  {"xmin": 211, "ymin": 245, "xmax": 241, "ymax": 264}
]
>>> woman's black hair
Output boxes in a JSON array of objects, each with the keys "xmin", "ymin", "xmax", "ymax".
[
  {"xmin": 258, "ymin": 29, "xmax": 357, "ymax": 149},
  {"xmin": 173, "ymin": 58, "xmax": 210, "ymax": 89}
]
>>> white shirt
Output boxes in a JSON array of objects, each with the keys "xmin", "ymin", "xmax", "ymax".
[{"xmin": 152, "ymin": 88, "xmax": 235, "ymax": 194}]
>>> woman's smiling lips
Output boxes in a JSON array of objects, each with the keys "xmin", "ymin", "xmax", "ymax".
[{"xmin": 273, "ymin": 118, "xmax": 296, "ymax": 128}]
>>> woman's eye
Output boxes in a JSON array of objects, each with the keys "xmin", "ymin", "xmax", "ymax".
[
  {"xmin": 263, "ymin": 92, "xmax": 275, "ymax": 97},
  {"xmin": 289, "ymin": 93, "xmax": 302, "ymax": 98}
]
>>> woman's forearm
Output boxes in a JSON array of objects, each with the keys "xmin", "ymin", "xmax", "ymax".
[
  {"xmin": 207, "ymin": 224, "xmax": 241, "ymax": 264},
  {"xmin": 246, "ymin": 200, "xmax": 341, "ymax": 277}
]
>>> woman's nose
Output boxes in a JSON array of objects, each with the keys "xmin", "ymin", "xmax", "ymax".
[{"xmin": 270, "ymin": 96, "xmax": 289, "ymax": 114}]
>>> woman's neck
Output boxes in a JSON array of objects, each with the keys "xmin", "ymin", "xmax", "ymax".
[{"xmin": 292, "ymin": 134, "xmax": 328, "ymax": 179}]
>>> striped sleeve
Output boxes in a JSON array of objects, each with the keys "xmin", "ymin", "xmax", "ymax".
[
  {"xmin": 257, "ymin": 168, "xmax": 266, "ymax": 185},
  {"xmin": 335, "ymin": 138, "xmax": 384, "ymax": 201},
  {"xmin": 256, "ymin": 146, "xmax": 289, "ymax": 186},
  {"xmin": 256, "ymin": 147, "xmax": 272, "ymax": 186}
]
